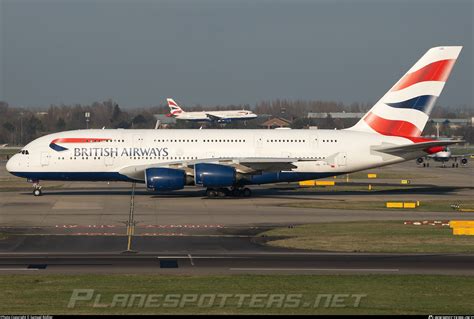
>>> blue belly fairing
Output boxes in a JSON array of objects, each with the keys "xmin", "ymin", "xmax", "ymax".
[{"xmin": 9, "ymin": 171, "xmax": 341, "ymax": 185}]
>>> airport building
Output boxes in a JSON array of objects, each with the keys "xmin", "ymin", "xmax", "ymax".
[{"xmin": 307, "ymin": 112, "xmax": 366, "ymax": 119}]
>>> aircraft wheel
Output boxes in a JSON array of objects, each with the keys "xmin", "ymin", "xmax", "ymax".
[
  {"xmin": 33, "ymin": 189, "xmax": 42, "ymax": 196},
  {"xmin": 206, "ymin": 189, "xmax": 218, "ymax": 198},
  {"xmin": 423, "ymin": 163, "xmax": 426, "ymax": 167},
  {"xmin": 217, "ymin": 189, "xmax": 228, "ymax": 198},
  {"xmin": 242, "ymin": 188, "xmax": 252, "ymax": 197},
  {"xmin": 231, "ymin": 188, "xmax": 242, "ymax": 197}
]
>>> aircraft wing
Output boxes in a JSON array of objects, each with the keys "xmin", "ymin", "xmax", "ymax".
[
  {"xmin": 373, "ymin": 140, "xmax": 463, "ymax": 157},
  {"xmin": 450, "ymin": 153, "xmax": 474, "ymax": 158},
  {"xmin": 118, "ymin": 157, "xmax": 304, "ymax": 181},
  {"xmin": 205, "ymin": 113, "xmax": 223, "ymax": 121}
]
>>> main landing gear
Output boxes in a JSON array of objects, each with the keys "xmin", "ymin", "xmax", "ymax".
[{"xmin": 205, "ymin": 187, "xmax": 252, "ymax": 198}]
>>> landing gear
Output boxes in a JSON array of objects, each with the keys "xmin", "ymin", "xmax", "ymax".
[
  {"xmin": 242, "ymin": 187, "xmax": 252, "ymax": 197},
  {"xmin": 32, "ymin": 182, "xmax": 42, "ymax": 196},
  {"xmin": 205, "ymin": 187, "xmax": 252, "ymax": 198}
]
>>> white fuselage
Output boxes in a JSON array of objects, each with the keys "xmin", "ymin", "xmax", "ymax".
[
  {"xmin": 174, "ymin": 110, "xmax": 257, "ymax": 122},
  {"xmin": 430, "ymin": 150, "xmax": 451, "ymax": 162},
  {"xmin": 6, "ymin": 129, "xmax": 416, "ymax": 185}
]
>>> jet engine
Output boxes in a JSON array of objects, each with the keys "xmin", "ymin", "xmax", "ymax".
[
  {"xmin": 194, "ymin": 163, "xmax": 236, "ymax": 187},
  {"xmin": 145, "ymin": 167, "xmax": 186, "ymax": 191}
]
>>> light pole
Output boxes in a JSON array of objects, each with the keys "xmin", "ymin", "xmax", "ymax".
[
  {"xmin": 19, "ymin": 112, "xmax": 24, "ymax": 146},
  {"xmin": 85, "ymin": 112, "xmax": 90, "ymax": 129}
]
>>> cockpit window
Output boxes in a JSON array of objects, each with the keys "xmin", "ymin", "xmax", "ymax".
[{"xmin": 19, "ymin": 150, "xmax": 29, "ymax": 155}]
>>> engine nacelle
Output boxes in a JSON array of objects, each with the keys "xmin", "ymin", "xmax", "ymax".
[
  {"xmin": 416, "ymin": 157, "xmax": 424, "ymax": 164},
  {"xmin": 145, "ymin": 167, "xmax": 186, "ymax": 191},
  {"xmin": 194, "ymin": 163, "xmax": 236, "ymax": 187},
  {"xmin": 461, "ymin": 158, "xmax": 468, "ymax": 165}
]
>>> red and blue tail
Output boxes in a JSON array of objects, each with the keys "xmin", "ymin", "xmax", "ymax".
[
  {"xmin": 167, "ymin": 98, "xmax": 185, "ymax": 117},
  {"xmin": 350, "ymin": 46, "xmax": 462, "ymax": 137}
]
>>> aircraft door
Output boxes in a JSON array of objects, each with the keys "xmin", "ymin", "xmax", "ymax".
[
  {"xmin": 40, "ymin": 152, "xmax": 50, "ymax": 166},
  {"xmin": 336, "ymin": 152, "xmax": 347, "ymax": 166},
  {"xmin": 310, "ymin": 131, "xmax": 319, "ymax": 153},
  {"xmin": 133, "ymin": 135, "xmax": 143, "ymax": 147},
  {"xmin": 255, "ymin": 136, "xmax": 264, "ymax": 156},
  {"xmin": 104, "ymin": 156, "xmax": 114, "ymax": 167}
]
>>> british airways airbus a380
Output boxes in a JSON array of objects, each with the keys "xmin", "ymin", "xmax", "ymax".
[{"xmin": 6, "ymin": 47, "xmax": 463, "ymax": 197}]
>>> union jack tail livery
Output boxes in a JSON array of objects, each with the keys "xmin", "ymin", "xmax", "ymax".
[
  {"xmin": 350, "ymin": 46, "xmax": 462, "ymax": 137},
  {"xmin": 167, "ymin": 98, "xmax": 185, "ymax": 117}
]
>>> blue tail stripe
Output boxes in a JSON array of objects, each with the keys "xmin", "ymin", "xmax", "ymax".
[{"xmin": 385, "ymin": 95, "xmax": 436, "ymax": 113}]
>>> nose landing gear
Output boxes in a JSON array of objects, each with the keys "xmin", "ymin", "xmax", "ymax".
[{"xmin": 29, "ymin": 180, "xmax": 43, "ymax": 196}]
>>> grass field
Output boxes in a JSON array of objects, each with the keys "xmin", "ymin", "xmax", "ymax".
[
  {"xmin": 1, "ymin": 274, "xmax": 473, "ymax": 314},
  {"xmin": 261, "ymin": 221, "xmax": 474, "ymax": 253},
  {"xmin": 276, "ymin": 199, "xmax": 474, "ymax": 212}
]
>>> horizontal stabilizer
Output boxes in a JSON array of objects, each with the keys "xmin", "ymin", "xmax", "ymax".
[{"xmin": 373, "ymin": 140, "xmax": 463, "ymax": 157}]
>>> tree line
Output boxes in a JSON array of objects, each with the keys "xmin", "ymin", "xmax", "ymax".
[{"xmin": 0, "ymin": 99, "xmax": 472, "ymax": 146}]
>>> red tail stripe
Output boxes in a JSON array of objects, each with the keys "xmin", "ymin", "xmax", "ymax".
[
  {"xmin": 391, "ymin": 59, "xmax": 455, "ymax": 92},
  {"xmin": 51, "ymin": 138, "xmax": 111, "ymax": 144},
  {"xmin": 168, "ymin": 100, "xmax": 178, "ymax": 107},
  {"xmin": 364, "ymin": 112, "xmax": 421, "ymax": 137}
]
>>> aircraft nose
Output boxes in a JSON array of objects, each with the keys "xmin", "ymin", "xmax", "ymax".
[{"xmin": 6, "ymin": 154, "xmax": 18, "ymax": 173}]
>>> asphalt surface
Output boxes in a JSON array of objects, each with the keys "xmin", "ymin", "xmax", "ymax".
[
  {"xmin": 1, "ymin": 252, "xmax": 474, "ymax": 275},
  {"xmin": 0, "ymin": 160, "xmax": 473, "ymax": 275},
  {"xmin": 0, "ymin": 161, "xmax": 473, "ymax": 228}
]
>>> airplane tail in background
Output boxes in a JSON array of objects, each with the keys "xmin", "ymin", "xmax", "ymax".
[
  {"xmin": 167, "ymin": 98, "xmax": 185, "ymax": 117},
  {"xmin": 349, "ymin": 46, "xmax": 462, "ymax": 138}
]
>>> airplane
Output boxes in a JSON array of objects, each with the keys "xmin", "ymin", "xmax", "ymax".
[
  {"xmin": 416, "ymin": 147, "xmax": 472, "ymax": 167},
  {"xmin": 166, "ymin": 98, "xmax": 257, "ymax": 123},
  {"xmin": 6, "ymin": 46, "xmax": 463, "ymax": 197}
]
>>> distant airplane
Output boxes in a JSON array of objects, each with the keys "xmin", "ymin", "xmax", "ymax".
[
  {"xmin": 416, "ymin": 147, "xmax": 472, "ymax": 167},
  {"xmin": 6, "ymin": 46, "xmax": 464, "ymax": 197},
  {"xmin": 166, "ymin": 98, "xmax": 257, "ymax": 123}
]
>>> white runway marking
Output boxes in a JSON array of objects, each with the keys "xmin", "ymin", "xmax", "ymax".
[
  {"xmin": 0, "ymin": 268, "xmax": 39, "ymax": 271},
  {"xmin": 229, "ymin": 268, "xmax": 400, "ymax": 272}
]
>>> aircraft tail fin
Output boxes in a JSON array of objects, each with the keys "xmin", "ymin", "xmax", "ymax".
[
  {"xmin": 167, "ymin": 98, "xmax": 185, "ymax": 116},
  {"xmin": 349, "ymin": 46, "xmax": 462, "ymax": 137}
]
